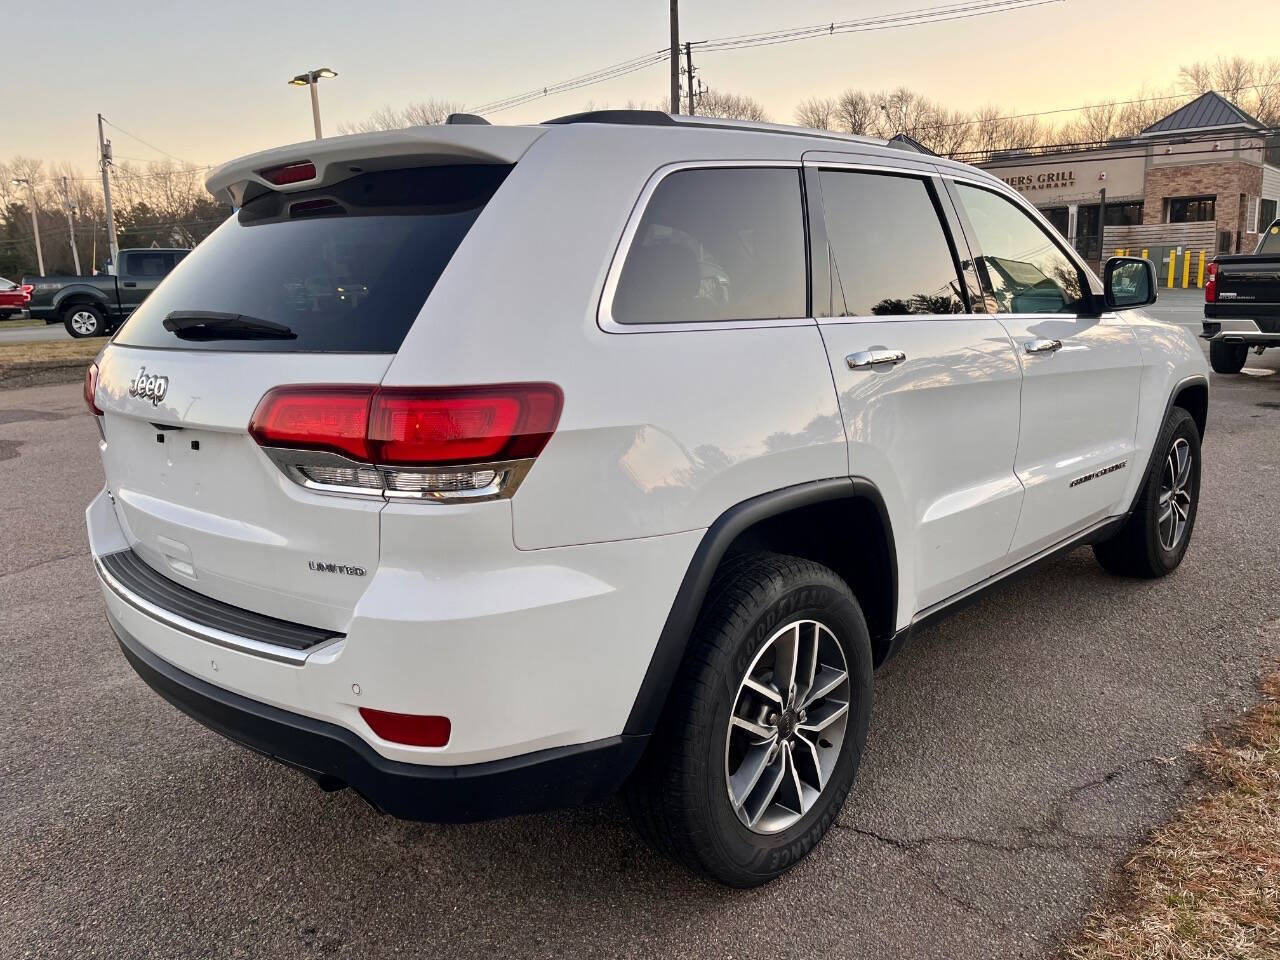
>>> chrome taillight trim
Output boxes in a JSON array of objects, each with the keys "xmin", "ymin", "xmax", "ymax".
[{"xmin": 259, "ymin": 446, "xmax": 536, "ymax": 503}]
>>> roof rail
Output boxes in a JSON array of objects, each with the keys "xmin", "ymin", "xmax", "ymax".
[
  {"xmin": 446, "ymin": 113, "xmax": 490, "ymax": 125},
  {"xmin": 545, "ymin": 109, "xmax": 676, "ymax": 126}
]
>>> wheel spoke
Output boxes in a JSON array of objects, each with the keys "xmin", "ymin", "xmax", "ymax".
[
  {"xmin": 745, "ymin": 754, "xmax": 787, "ymax": 828},
  {"xmin": 1157, "ymin": 503, "xmax": 1173, "ymax": 527},
  {"xmin": 801, "ymin": 664, "xmax": 848, "ymax": 709},
  {"xmin": 773, "ymin": 624, "xmax": 800, "ymax": 702},
  {"xmin": 798, "ymin": 698, "xmax": 849, "ymax": 734},
  {"xmin": 731, "ymin": 714, "xmax": 775, "ymax": 743},
  {"xmin": 729, "ymin": 741, "xmax": 775, "ymax": 810},
  {"xmin": 793, "ymin": 732, "xmax": 826, "ymax": 791},
  {"xmin": 799, "ymin": 623, "xmax": 820, "ymax": 703},
  {"xmin": 742, "ymin": 676, "xmax": 783, "ymax": 705},
  {"xmin": 1174, "ymin": 441, "xmax": 1191, "ymax": 489},
  {"xmin": 784, "ymin": 746, "xmax": 808, "ymax": 813}
]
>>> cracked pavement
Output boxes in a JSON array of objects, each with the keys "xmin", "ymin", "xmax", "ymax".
[{"xmin": 2, "ymin": 333, "xmax": 1279, "ymax": 959}]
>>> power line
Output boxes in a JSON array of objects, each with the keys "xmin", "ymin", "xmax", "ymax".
[
  {"xmin": 932, "ymin": 80, "xmax": 1280, "ymax": 130},
  {"xmin": 470, "ymin": 0, "xmax": 1060, "ymax": 117},
  {"xmin": 100, "ymin": 117, "xmax": 200, "ymax": 166},
  {"xmin": 697, "ymin": 0, "xmax": 1062, "ymax": 52}
]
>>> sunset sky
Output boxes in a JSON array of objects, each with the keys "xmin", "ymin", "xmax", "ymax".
[{"xmin": 6, "ymin": 0, "xmax": 1277, "ymax": 175}]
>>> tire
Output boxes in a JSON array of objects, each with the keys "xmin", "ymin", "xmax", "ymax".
[
  {"xmin": 1209, "ymin": 339, "xmax": 1247, "ymax": 374},
  {"xmin": 1093, "ymin": 406, "xmax": 1200, "ymax": 578},
  {"xmin": 64, "ymin": 304, "xmax": 105, "ymax": 338},
  {"xmin": 624, "ymin": 552, "xmax": 874, "ymax": 887},
  {"xmin": 0, "ymin": 311, "xmax": 13, "ymax": 321}
]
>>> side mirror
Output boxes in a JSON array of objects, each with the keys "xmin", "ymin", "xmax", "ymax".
[{"xmin": 1103, "ymin": 256, "xmax": 1156, "ymax": 310}]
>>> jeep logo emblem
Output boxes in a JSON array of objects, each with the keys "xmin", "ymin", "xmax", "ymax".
[{"xmin": 127, "ymin": 366, "xmax": 169, "ymax": 406}]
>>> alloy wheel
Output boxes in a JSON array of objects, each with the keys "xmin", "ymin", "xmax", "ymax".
[
  {"xmin": 724, "ymin": 619, "xmax": 851, "ymax": 835},
  {"xmin": 70, "ymin": 311, "xmax": 99, "ymax": 335},
  {"xmin": 1157, "ymin": 436, "xmax": 1193, "ymax": 551}
]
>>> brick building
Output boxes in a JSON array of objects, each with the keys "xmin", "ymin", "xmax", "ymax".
[{"xmin": 980, "ymin": 91, "xmax": 1280, "ymax": 273}]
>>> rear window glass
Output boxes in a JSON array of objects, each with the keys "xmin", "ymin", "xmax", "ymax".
[
  {"xmin": 113, "ymin": 164, "xmax": 511, "ymax": 353},
  {"xmin": 818, "ymin": 169, "xmax": 966, "ymax": 316},
  {"xmin": 611, "ymin": 167, "xmax": 806, "ymax": 324}
]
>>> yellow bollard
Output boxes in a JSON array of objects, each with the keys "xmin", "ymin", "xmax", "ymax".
[
  {"xmin": 1167, "ymin": 252, "xmax": 1175, "ymax": 288},
  {"xmin": 1141, "ymin": 248, "xmax": 1148, "ymax": 260},
  {"xmin": 1197, "ymin": 251, "xmax": 1206, "ymax": 288},
  {"xmin": 1182, "ymin": 250, "xmax": 1191, "ymax": 288}
]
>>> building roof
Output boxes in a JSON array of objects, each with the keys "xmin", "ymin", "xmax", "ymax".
[{"xmin": 1141, "ymin": 90, "xmax": 1262, "ymax": 135}]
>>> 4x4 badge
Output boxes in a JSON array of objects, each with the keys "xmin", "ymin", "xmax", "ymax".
[{"xmin": 127, "ymin": 367, "xmax": 169, "ymax": 406}]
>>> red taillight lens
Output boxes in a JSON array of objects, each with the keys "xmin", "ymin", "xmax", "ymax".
[
  {"xmin": 259, "ymin": 161, "xmax": 317, "ymax": 185},
  {"xmin": 19, "ymin": 284, "xmax": 32, "ymax": 302},
  {"xmin": 370, "ymin": 384, "xmax": 562, "ymax": 466},
  {"xmin": 84, "ymin": 362, "xmax": 102, "ymax": 416},
  {"xmin": 248, "ymin": 386, "xmax": 373, "ymax": 460},
  {"xmin": 359, "ymin": 708, "xmax": 451, "ymax": 747},
  {"xmin": 1205, "ymin": 261, "xmax": 1218, "ymax": 303},
  {"xmin": 249, "ymin": 383, "xmax": 563, "ymax": 467}
]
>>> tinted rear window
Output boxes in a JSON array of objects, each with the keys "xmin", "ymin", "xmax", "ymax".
[
  {"xmin": 114, "ymin": 165, "xmax": 511, "ymax": 352},
  {"xmin": 611, "ymin": 167, "xmax": 806, "ymax": 324},
  {"xmin": 818, "ymin": 169, "xmax": 966, "ymax": 316}
]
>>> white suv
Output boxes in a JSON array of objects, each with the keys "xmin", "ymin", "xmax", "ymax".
[{"xmin": 86, "ymin": 111, "xmax": 1209, "ymax": 887}]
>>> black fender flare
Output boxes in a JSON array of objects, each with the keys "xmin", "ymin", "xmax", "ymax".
[{"xmin": 622, "ymin": 477, "xmax": 897, "ymax": 737}]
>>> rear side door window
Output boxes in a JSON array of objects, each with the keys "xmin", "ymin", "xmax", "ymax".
[
  {"xmin": 610, "ymin": 167, "xmax": 806, "ymax": 325},
  {"xmin": 817, "ymin": 169, "xmax": 968, "ymax": 317},
  {"xmin": 953, "ymin": 184, "xmax": 1087, "ymax": 315}
]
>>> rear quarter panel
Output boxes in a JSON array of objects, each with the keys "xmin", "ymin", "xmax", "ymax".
[{"xmin": 382, "ymin": 126, "xmax": 849, "ymax": 549}]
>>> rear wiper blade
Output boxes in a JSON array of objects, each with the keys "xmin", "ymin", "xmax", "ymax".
[{"xmin": 163, "ymin": 311, "xmax": 296, "ymax": 340}]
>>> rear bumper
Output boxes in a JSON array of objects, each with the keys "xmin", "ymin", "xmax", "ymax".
[
  {"xmin": 1201, "ymin": 316, "xmax": 1280, "ymax": 344},
  {"xmin": 112, "ymin": 613, "xmax": 646, "ymax": 822}
]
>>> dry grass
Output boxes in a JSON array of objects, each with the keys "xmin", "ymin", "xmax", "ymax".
[
  {"xmin": 0, "ymin": 338, "xmax": 103, "ymax": 366},
  {"xmin": 1066, "ymin": 673, "xmax": 1280, "ymax": 959}
]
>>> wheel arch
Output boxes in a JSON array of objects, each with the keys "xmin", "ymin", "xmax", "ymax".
[
  {"xmin": 54, "ymin": 289, "xmax": 109, "ymax": 314},
  {"xmin": 1171, "ymin": 376, "xmax": 1208, "ymax": 439},
  {"xmin": 622, "ymin": 477, "xmax": 898, "ymax": 737}
]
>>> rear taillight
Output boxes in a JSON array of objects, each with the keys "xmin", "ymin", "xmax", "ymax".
[
  {"xmin": 248, "ymin": 386, "xmax": 372, "ymax": 461},
  {"xmin": 1205, "ymin": 261, "xmax": 1218, "ymax": 303},
  {"xmin": 259, "ymin": 160, "xmax": 317, "ymax": 185},
  {"xmin": 84, "ymin": 362, "xmax": 102, "ymax": 416},
  {"xmin": 249, "ymin": 383, "xmax": 563, "ymax": 501},
  {"xmin": 19, "ymin": 284, "xmax": 32, "ymax": 302},
  {"xmin": 359, "ymin": 708, "xmax": 451, "ymax": 748}
]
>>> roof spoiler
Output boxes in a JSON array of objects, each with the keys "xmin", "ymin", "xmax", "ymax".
[{"xmin": 204, "ymin": 125, "xmax": 544, "ymax": 206}]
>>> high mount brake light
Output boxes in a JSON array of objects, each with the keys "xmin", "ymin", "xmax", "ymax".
[
  {"xmin": 259, "ymin": 161, "xmax": 317, "ymax": 186},
  {"xmin": 84, "ymin": 362, "xmax": 102, "ymax": 416},
  {"xmin": 249, "ymin": 384, "xmax": 563, "ymax": 501},
  {"xmin": 1205, "ymin": 261, "xmax": 1218, "ymax": 303}
]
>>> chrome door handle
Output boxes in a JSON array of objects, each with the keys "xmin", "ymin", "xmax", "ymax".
[
  {"xmin": 1024, "ymin": 338, "xmax": 1062, "ymax": 354},
  {"xmin": 846, "ymin": 349, "xmax": 907, "ymax": 370}
]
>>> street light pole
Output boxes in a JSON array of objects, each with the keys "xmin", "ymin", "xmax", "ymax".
[
  {"xmin": 290, "ymin": 68, "xmax": 337, "ymax": 140},
  {"xmin": 12, "ymin": 178, "xmax": 44, "ymax": 276}
]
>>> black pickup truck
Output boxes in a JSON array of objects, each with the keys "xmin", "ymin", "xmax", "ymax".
[
  {"xmin": 1203, "ymin": 219, "xmax": 1280, "ymax": 373},
  {"xmin": 23, "ymin": 248, "xmax": 189, "ymax": 338}
]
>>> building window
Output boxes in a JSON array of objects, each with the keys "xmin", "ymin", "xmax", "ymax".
[
  {"xmin": 1104, "ymin": 202, "xmax": 1143, "ymax": 226},
  {"xmin": 1260, "ymin": 198, "xmax": 1278, "ymax": 231},
  {"xmin": 1167, "ymin": 196, "xmax": 1216, "ymax": 223}
]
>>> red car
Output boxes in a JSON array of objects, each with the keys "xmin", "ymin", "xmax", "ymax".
[{"xmin": 0, "ymin": 277, "xmax": 32, "ymax": 319}]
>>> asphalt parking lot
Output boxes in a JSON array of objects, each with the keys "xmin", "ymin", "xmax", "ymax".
[{"xmin": 2, "ymin": 311, "xmax": 1278, "ymax": 959}]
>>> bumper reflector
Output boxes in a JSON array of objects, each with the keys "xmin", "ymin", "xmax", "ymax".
[{"xmin": 359, "ymin": 708, "xmax": 451, "ymax": 748}]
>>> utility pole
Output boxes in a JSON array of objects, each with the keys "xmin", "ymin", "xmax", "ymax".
[
  {"xmin": 11, "ymin": 178, "xmax": 44, "ymax": 275},
  {"xmin": 684, "ymin": 41, "xmax": 696, "ymax": 115},
  {"xmin": 62, "ymin": 177, "xmax": 82, "ymax": 275},
  {"xmin": 669, "ymin": 0, "xmax": 680, "ymax": 114},
  {"xmin": 98, "ymin": 114, "xmax": 119, "ymax": 269}
]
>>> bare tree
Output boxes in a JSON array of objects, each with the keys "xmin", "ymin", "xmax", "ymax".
[
  {"xmin": 1179, "ymin": 55, "xmax": 1280, "ymax": 125},
  {"xmin": 694, "ymin": 90, "xmax": 770, "ymax": 122},
  {"xmin": 339, "ymin": 98, "xmax": 468, "ymax": 134},
  {"xmin": 795, "ymin": 96, "xmax": 837, "ymax": 130}
]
